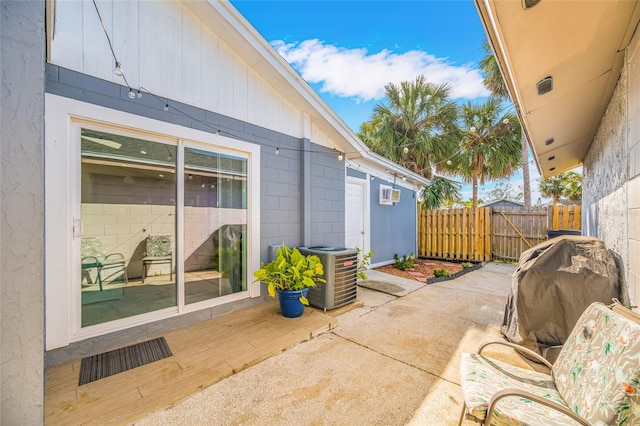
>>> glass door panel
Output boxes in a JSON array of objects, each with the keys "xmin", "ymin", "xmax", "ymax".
[
  {"xmin": 80, "ymin": 128, "xmax": 177, "ymax": 327},
  {"xmin": 184, "ymin": 147, "xmax": 247, "ymax": 304}
]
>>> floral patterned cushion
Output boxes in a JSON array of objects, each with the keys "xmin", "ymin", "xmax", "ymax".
[
  {"xmin": 460, "ymin": 353, "xmax": 584, "ymax": 425},
  {"xmin": 81, "ymin": 237, "xmax": 106, "ymax": 261},
  {"xmin": 145, "ymin": 235, "xmax": 172, "ymax": 258},
  {"xmin": 552, "ymin": 302, "xmax": 640, "ymax": 425}
]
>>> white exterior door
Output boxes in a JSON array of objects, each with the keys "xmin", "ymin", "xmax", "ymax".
[{"xmin": 345, "ymin": 180, "xmax": 367, "ymax": 251}]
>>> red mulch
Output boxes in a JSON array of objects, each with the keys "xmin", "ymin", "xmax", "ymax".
[{"xmin": 375, "ymin": 258, "xmax": 464, "ymax": 281}]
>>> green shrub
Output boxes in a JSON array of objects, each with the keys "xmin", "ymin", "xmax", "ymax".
[
  {"xmin": 461, "ymin": 262, "xmax": 473, "ymax": 268},
  {"xmin": 394, "ymin": 253, "xmax": 416, "ymax": 271},
  {"xmin": 433, "ymin": 268, "xmax": 451, "ymax": 277}
]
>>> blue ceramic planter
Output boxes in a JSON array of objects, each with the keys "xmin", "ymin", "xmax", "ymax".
[{"xmin": 277, "ymin": 287, "xmax": 310, "ymax": 318}]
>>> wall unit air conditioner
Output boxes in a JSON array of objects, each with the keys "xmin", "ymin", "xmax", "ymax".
[
  {"xmin": 298, "ymin": 246, "xmax": 358, "ymax": 310},
  {"xmin": 379, "ymin": 185, "xmax": 401, "ymax": 205}
]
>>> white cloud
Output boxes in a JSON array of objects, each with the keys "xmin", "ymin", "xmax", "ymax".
[{"xmin": 272, "ymin": 39, "xmax": 489, "ymax": 102}]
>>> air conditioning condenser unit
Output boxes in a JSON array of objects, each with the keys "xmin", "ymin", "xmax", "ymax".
[{"xmin": 298, "ymin": 246, "xmax": 358, "ymax": 310}]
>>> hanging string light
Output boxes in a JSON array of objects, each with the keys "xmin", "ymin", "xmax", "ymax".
[{"xmin": 92, "ymin": 0, "xmax": 431, "ymax": 186}]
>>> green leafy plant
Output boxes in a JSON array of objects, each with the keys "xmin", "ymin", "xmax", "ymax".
[
  {"xmin": 461, "ymin": 262, "xmax": 473, "ymax": 268},
  {"xmin": 433, "ymin": 268, "xmax": 451, "ymax": 277},
  {"xmin": 393, "ymin": 253, "xmax": 416, "ymax": 271},
  {"xmin": 252, "ymin": 243, "xmax": 326, "ymax": 305},
  {"xmin": 356, "ymin": 247, "xmax": 374, "ymax": 281}
]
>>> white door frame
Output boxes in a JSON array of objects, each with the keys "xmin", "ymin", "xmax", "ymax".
[{"xmin": 345, "ymin": 176, "xmax": 370, "ymax": 255}]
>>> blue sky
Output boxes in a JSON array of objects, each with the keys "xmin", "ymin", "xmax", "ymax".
[{"xmin": 230, "ymin": 0, "xmax": 546, "ymax": 203}]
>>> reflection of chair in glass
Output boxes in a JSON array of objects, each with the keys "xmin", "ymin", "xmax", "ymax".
[
  {"xmin": 142, "ymin": 235, "xmax": 173, "ymax": 283},
  {"xmin": 81, "ymin": 237, "xmax": 128, "ymax": 291}
]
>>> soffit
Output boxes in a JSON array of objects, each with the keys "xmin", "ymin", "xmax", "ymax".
[{"xmin": 476, "ymin": 0, "xmax": 640, "ymax": 178}]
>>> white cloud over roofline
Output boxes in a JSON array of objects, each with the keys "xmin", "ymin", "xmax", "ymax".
[{"xmin": 272, "ymin": 39, "xmax": 490, "ymax": 102}]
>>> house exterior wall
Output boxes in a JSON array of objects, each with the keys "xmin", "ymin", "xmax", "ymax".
[
  {"xmin": 369, "ymin": 181, "xmax": 418, "ymax": 264},
  {"xmin": 309, "ymin": 150, "xmax": 346, "ymax": 245},
  {"xmin": 49, "ymin": 0, "xmax": 334, "ymax": 150},
  {"xmin": 1, "ymin": 1, "xmax": 45, "ymax": 422},
  {"xmin": 583, "ymin": 28, "xmax": 640, "ymax": 306},
  {"xmin": 44, "ymin": 63, "xmax": 348, "ymax": 360}
]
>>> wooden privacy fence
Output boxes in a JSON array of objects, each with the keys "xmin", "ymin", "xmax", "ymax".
[
  {"xmin": 417, "ymin": 205, "xmax": 582, "ymax": 261},
  {"xmin": 418, "ymin": 208, "xmax": 492, "ymax": 261}
]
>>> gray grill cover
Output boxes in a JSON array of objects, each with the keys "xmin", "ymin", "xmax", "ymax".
[{"xmin": 501, "ymin": 236, "xmax": 623, "ymax": 359}]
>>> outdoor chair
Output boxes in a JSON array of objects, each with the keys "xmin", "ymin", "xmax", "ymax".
[
  {"xmin": 142, "ymin": 235, "xmax": 173, "ymax": 283},
  {"xmin": 458, "ymin": 301, "xmax": 640, "ymax": 425},
  {"xmin": 81, "ymin": 237, "xmax": 128, "ymax": 291}
]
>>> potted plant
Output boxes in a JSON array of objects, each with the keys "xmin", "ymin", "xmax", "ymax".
[{"xmin": 253, "ymin": 243, "xmax": 326, "ymax": 318}]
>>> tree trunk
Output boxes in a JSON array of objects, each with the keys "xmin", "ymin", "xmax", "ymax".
[
  {"xmin": 521, "ymin": 130, "xmax": 531, "ymax": 206},
  {"xmin": 553, "ymin": 194, "xmax": 559, "ymax": 205},
  {"xmin": 472, "ymin": 169, "xmax": 478, "ymax": 208}
]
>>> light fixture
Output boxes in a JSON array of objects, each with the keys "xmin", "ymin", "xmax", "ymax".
[
  {"xmin": 136, "ymin": 89, "xmax": 143, "ymax": 98},
  {"xmin": 275, "ymin": 147, "xmax": 280, "ymax": 155},
  {"xmin": 114, "ymin": 61, "xmax": 123, "ymax": 76},
  {"xmin": 402, "ymin": 176, "xmax": 407, "ymax": 181},
  {"xmin": 545, "ymin": 138, "xmax": 554, "ymax": 146},
  {"xmin": 81, "ymin": 135, "xmax": 122, "ymax": 150},
  {"xmin": 140, "ymin": 150, "xmax": 147, "ymax": 155},
  {"xmin": 158, "ymin": 174, "xmax": 164, "ymax": 178},
  {"xmin": 164, "ymin": 103, "xmax": 169, "ymax": 112},
  {"xmin": 403, "ymin": 146, "xmax": 409, "ymax": 154},
  {"xmin": 128, "ymin": 89, "xmax": 135, "ymax": 99},
  {"xmin": 470, "ymin": 126, "xmax": 477, "ymax": 133},
  {"xmin": 188, "ymin": 174, "xmax": 193, "ymax": 179},
  {"xmin": 522, "ymin": 0, "xmax": 541, "ymax": 9},
  {"xmin": 338, "ymin": 153, "xmax": 344, "ymax": 161},
  {"xmin": 370, "ymin": 176, "xmax": 374, "ymax": 180},
  {"xmin": 201, "ymin": 183, "xmax": 206, "ymax": 188},
  {"xmin": 537, "ymin": 76, "xmax": 553, "ymax": 95}
]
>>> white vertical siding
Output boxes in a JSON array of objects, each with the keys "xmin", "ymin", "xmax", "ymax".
[
  {"xmin": 182, "ymin": 7, "xmax": 202, "ymax": 108},
  {"xmin": 51, "ymin": 0, "xmax": 312, "ymax": 139}
]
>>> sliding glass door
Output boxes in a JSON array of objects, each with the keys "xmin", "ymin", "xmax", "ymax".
[
  {"xmin": 80, "ymin": 129, "xmax": 177, "ymax": 327},
  {"xmin": 183, "ymin": 147, "xmax": 247, "ymax": 305},
  {"xmin": 79, "ymin": 128, "xmax": 249, "ymax": 328}
]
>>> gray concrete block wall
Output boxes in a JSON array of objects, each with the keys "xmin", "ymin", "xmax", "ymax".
[
  {"xmin": 309, "ymin": 148, "xmax": 346, "ymax": 246},
  {"xmin": 260, "ymin": 140, "xmax": 302, "ymax": 258},
  {"xmin": 1, "ymin": 1, "xmax": 46, "ymax": 423}
]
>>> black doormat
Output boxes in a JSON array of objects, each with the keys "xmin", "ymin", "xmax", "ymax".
[{"xmin": 78, "ymin": 337, "xmax": 172, "ymax": 385}]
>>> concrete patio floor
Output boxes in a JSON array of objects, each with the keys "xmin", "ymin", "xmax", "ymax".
[{"xmin": 135, "ymin": 262, "xmax": 539, "ymax": 426}]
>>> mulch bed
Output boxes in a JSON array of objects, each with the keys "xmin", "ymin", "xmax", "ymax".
[{"xmin": 374, "ymin": 258, "xmax": 482, "ymax": 284}]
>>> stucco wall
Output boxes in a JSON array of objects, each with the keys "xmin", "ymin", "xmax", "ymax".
[
  {"xmin": 1, "ymin": 1, "xmax": 45, "ymax": 423},
  {"xmin": 583, "ymin": 27, "xmax": 640, "ymax": 306}
]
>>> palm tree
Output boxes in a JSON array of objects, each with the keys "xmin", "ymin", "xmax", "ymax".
[
  {"xmin": 421, "ymin": 175, "xmax": 462, "ymax": 209},
  {"xmin": 540, "ymin": 171, "xmax": 582, "ymax": 204},
  {"xmin": 479, "ymin": 40, "xmax": 532, "ymax": 207},
  {"xmin": 563, "ymin": 171, "xmax": 582, "ymax": 202},
  {"xmin": 479, "ymin": 40, "xmax": 509, "ymax": 98},
  {"xmin": 448, "ymin": 97, "xmax": 522, "ymax": 207},
  {"xmin": 358, "ymin": 75, "xmax": 459, "ymax": 179}
]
